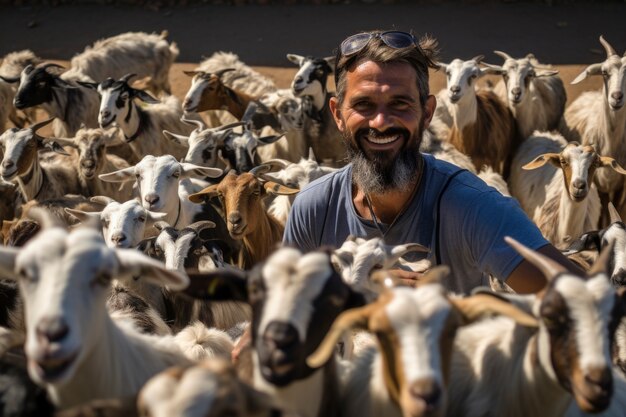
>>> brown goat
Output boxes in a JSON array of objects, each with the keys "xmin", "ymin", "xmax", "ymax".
[{"xmin": 189, "ymin": 171, "xmax": 298, "ymax": 269}]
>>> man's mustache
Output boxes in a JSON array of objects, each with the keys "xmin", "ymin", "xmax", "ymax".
[{"xmin": 355, "ymin": 128, "xmax": 410, "ymax": 142}]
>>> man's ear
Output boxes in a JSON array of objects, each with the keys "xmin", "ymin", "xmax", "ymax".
[
  {"xmin": 422, "ymin": 95, "xmax": 437, "ymax": 129},
  {"xmin": 329, "ymin": 96, "xmax": 345, "ymax": 132}
]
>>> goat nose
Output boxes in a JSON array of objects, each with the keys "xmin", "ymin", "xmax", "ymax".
[
  {"xmin": 111, "ymin": 233, "xmax": 127, "ymax": 245},
  {"xmin": 585, "ymin": 368, "xmax": 613, "ymax": 393},
  {"xmin": 572, "ymin": 179, "xmax": 586, "ymax": 190},
  {"xmin": 294, "ymin": 76, "xmax": 303, "ymax": 84},
  {"xmin": 612, "ymin": 92, "xmax": 624, "ymax": 101},
  {"xmin": 450, "ymin": 86, "xmax": 461, "ymax": 94},
  {"xmin": 81, "ymin": 159, "xmax": 95, "ymax": 169},
  {"xmin": 144, "ymin": 194, "xmax": 160, "ymax": 205},
  {"xmin": 36, "ymin": 316, "xmax": 69, "ymax": 343},
  {"xmin": 228, "ymin": 213, "xmax": 242, "ymax": 226},
  {"xmin": 2, "ymin": 160, "xmax": 14, "ymax": 169},
  {"xmin": 511, "ymin": 87, "xmax": 522, "ymax": 99},
  {"xmin": 264, "ymin": 321, "xmax": 298, "ymax": 349},
  {"xmin": 409, "ymin": 379, "xmax": 442, "ymax": 407},
  {"xmin": 100, "ymin": 109, "xmax": 110, "ymax": 117}
]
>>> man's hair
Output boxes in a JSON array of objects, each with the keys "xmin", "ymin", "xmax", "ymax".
[{"xmin": 334, "ymin": 31, "xmax": 440, "ymax": 106}]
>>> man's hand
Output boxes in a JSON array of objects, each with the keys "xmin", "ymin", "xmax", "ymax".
[{"xmin": 377, "ymin": 268, "xmax": 424, "ymax": 288}]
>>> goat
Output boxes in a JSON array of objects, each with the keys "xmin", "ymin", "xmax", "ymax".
[
  {"xmin": 87, "ymin": 74, "xmax": 192, "ymax": 161},
  {"xmin": 188, "ymin": 170, "xmax": 298, "ymax": 269},
  {"xmin": 0, "ymin": 118, "xmax": 82, "ymax": 202},
  {"xmin": 139, "ymin": 220, "xmax": 250, "ymax": 332},
  {"xmin": 12, "ymin": 63, "xmax": 101, "ymax": 137},
  {"xmin": 138, "ymin": 359, "xmax": 298, "ymax": 417},
  {"xmin": 0, "ymin": 49, "xmax": 41, "ymax": 130},
  {"xmin": 0, "ymin": 211, "xmax": 195, "ymax": 409},
  {"xmin": 220, "ymin": 124, "xmax": 284, "ymax": 173},
  {"xmin": 509, "ymin": 131, "xmax": 626, "ymax": 249},
  {"xmin": 307, "ymin": 267, "xmax": 538, "ymax": 417},
  {"xmin": 52, "ymin": 127, "xmax": 134, "ymax": 201},
  {"xmin": 562, "ymin": 36, "xmax": 626, "ymax": 219},
  {"xmin": 437, "ymin": 56, "xmax": 518, "ymax": 177},
  {"xmin": 287, "ymin": 53, "xmax": 346, "ymax": 166},
  {"xmin": 445, "ymin": 237, "xmax": 620, "ymax": 417},
  {"xmin": 70, "ymin": 31, "xmax": 178, "ymax": 95},
  {"xmin": 252, "ymin": 150, "xmax": 337, "ymax": 225},
  {"xmin": 484, "ymin": 51, "xmax": 566, "ymax": 139},
  {"xmin": 162, "ymin": 117, "xmax": 245, "ymax": 170},
  {"xmin": 181, "ymin": 247, "xmax": 368, "ymax": 417}
]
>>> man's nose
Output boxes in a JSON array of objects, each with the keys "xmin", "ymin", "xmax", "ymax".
[{"xmin": 369, "ymin": 109, "xmax": 394, "ymax": 130}]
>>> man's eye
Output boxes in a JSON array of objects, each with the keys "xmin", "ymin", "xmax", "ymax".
[{"xmin": 352, "ymin": 101, "xmax": 372, "ymax": 111}]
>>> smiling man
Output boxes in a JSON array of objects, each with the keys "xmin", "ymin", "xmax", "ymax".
[{"xmin": 282, "ymin": 30, "xmax": 580, "ymax": 294}]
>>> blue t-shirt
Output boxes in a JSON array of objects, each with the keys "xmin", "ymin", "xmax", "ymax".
[{"xmin": 282, "ymin": 153, "xmax": 548, "ymax": 294}]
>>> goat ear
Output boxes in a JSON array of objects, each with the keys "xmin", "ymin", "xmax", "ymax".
[
  {"xmin": 133, "ymin": 89, "xmax": 160, "ymax": 105},
  {"xmin": 480, "ymin": 62, "xmax": 505, "ymax": 75},
  {"xmin": 307, "ymin": 301, "xmax": 379, "ymax": 368},
  {"xmin": 76, "ymin": 81, "xmax": 99, "ymax": 90},
  {"xmin": 180, "ymin": 162, "xmax": 223, "ymax": 179},
  {"xmin": 286, "ymin": 54, "xmax": 305, "ymax": 66},
  {"xmin": 146, "ymin": 211, "xmax": 168, "ymax": 225},
  {"xmin": 98, "ymin": 166, "xmax": 137, "ymax": 183},
  {"xmin": 162, "ymin": 130, "xmax": 190, "ymax": 146},
  {"xmin": 256, "ymin": 134, "xmax": 284, "ymax": 146},
  {"xmin": 264, "ymin": 181, "xmax": 299, "ymax": 196},
  {"xmin": 188, "ymin": 185, "xmax": 220, "ymax": 203},
  {"xmin": 64, "ymin": 207, "xmax": 101, "ymax": 223},
  {"xmin": 608, "ymin": 202, "xmax": 623, "ymax": 223},
  {"xmin": 0, "ymin": 74, "xmax": 20, "ymax": 84},
  {"xmin": 588, "ymin": 240, "xmax": 615, "ymax": 277},
  {"xmin": 324, "ymin": 55, "xmax": 336, "ymax": 71},
  {"xmin": 562, "ymin": 231, "xmax": 601, "ymax": 256},
  {"xmin": 183, "ymin": 70, "xmax": 200, "ymax": 78},
  {"xmin": 0, "ymin": 246, "xmax": 18, "ymax": 280},
  {"xmin": 39, "ymin": 138, "xmax": 71, "ymax": 156},
  {"xmin": 115, "ymin": 248, "xmax": 189, "ymax": 290},
  {"xmin": 522, "ymin": 153, "xmax": 560, "ymax": 170},
  {"xmin": 182, "ymin": 270, "xmax": 248, "ymax": 302},
  {"xmin": 137, "ymin": 236, "xmax": 157, "ymax": 254},
  {"xmin": 571, "ymin": 63, "xmax": 602, "ymax": 85},
  {"xmin": 450, "ymin": 292, "xmax": 538, "ymax": 327},
  {"xmin": 599, "ymin": 156, "xmax": 626, "ymax": 175}
]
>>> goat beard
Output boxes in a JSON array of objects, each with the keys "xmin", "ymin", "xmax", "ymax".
[{"xmin": 343, "ymin": 119, "xmax": 425, "ymax": 195}]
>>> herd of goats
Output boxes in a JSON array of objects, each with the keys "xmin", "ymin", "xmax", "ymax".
[{"xmin": 0, "ymin": 29, "xmax": 625, "ymax": 416}]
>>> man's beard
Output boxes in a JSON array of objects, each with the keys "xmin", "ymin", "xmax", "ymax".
[{"xmin": 344, "ymin": 120, "xmax": 424, "ymax": 195}]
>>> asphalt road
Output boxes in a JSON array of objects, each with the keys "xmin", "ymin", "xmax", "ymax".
[{"xmin": 0, "ymin": 2, "xmax": 625, "ymax": 66}]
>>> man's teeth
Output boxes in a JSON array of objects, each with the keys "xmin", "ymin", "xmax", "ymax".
[{"xmin": 365, "ymin": 135, "xmax": 400, "ymax": 145}]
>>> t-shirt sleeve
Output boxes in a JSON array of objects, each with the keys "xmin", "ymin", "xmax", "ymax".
[
  {"xmin": 444, "ymin": 186, "xmax": 548, "ymax": 281},
  {"xmin": 282, "ymin": 190, "xmax": 320, "ymax": 253}
]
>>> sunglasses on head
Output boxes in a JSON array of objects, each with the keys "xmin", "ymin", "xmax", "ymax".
[{"xmin": 340, "ymin": 31, "xmax": 418, "ymax": 57}]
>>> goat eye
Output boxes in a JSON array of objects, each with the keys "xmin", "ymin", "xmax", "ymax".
[
  {"xmin": 172, "ymin": 171, "xmax": 180, "ymax": 178},
  {"xmin": 137, "ymin": 216, "xmax": 146, "ymax": 223},
  {"xmin": 91, "ymin": 272, "xmax": 111, "ymax": 288}
]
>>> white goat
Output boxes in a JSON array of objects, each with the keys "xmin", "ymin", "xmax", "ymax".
[
  {"xmin": 70, "ymin": 31, "xmax": 178, "ymax": 95},
  {"xmin": 485, "ymin": 51, "xmax": 566, "ymax": 139},
  {"xmin": 445, "ymin": 237, "xmax": 618, "ymax": 417},
  {"xmin": 0, "ymin": 211, "xmax": 194, "ymax": 409},
  {"xmin": 0, "ymin": 119, "xmax": 82, "ymax": 202},
  {"xmin": 308, "ymin": 267, "xmax": 538, "ymax": 417},
  {"xmin": 562, "ymin": 36, "xmax": 626, "ymax": 215},
  {"xmin": 437, "ymin": 56, "xmax": 517, "ymax": 177},
  {"xmin": 92, "ymin": 74, "xmax": 193, "ymax": 161},
  {"xmin": 509, "ymin": 130, "xmax": 626, "ymax": 249}
]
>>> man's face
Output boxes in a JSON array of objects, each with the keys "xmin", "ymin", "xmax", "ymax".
[{"xmin": 330, "ymin": 60, "xmax": 436, "ymax": 194}]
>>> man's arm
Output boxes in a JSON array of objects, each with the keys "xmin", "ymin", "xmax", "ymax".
[{"xmin": 506, "ymin": 243, "xmax": 586, "ymax": 294}]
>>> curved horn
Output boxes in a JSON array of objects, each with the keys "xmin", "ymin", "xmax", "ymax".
[
  {"xmin": 153, "ymin": 221, "xmax": 171, "ymax": 232},
  {"xmin": 215, "ymin": 68, "xmax": 235, "ymax": 78},
  {"xmin": 608, "ymin": 202, "xmax": 623, "ymax": 224},
  {"xmin": 249, "ymin": 163, "xmax": 273, "ymax": 177},
  {"xmin": 50, "ymin": 137, "xmax": 78, "ymax": 149},
  {"xmin": 211, "ymin": 121, "xmax": 246, "ymax": 133},
  {"xmin": 308, "ymin": 147, "xmax": 317, "ymax": 162},
  {"xmin": 472, "ymin": 55, "xmax": 485, "ymax": 63},
  {"xmin": 40, "ymin": 63, "xmax": 65, "ymax": 72},
  {"xmin": 120, "ymin": 73, "xmax": 137, "ymax": 84},
  {"xmin": 186, "ymin": 220, "xmax": 216, "ymax": 234},
  {"xmin": 599, "ymin": 35, "xmax": 617, "ymax": 57},
  {"xmin": 504, "ymin": 236, "xmax": 566, "ymax": 281},
  {"xmin": 181, "ymin": 116, "xmax": 206, "ymax": 131},
  {"xmin": 90, "ymin": 196, "xmax": 117, "ymax": 206},
  {"xmin": 0, "ymin": 74, "xmax": 20, "ymax": 84},
  {"xmin": 494, "ymin": 50, "xmax": 514, "ymax": 61}
]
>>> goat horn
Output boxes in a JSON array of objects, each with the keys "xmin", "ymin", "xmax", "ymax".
[
  {"xmin": 249, "ymin": 164, "xmax": 273, "ymax": 177},
  {"xmin": 588, "ymin": 240, "xmax": 615, "ymax": 277},
  {"xmin": 215, "ymin": 68, "xmax": 235, "ymax": 78},
  {"xmin": 39, "ymin": 63, "xmax": 65, "ymax": 72},
  {"xmin": 187, "ymin": 221, "xmax": 216, "ymax": 234},
  {"xmin": 0, "ymin": 74, "xmax": 20, "ymax": 83},
  {"xmin": 493, "ymin": 50, "xmax": 514, "ymax": 61},
  {"xmin": 599, "ymin": 35, "xmax": 617, "ymax": 57},
  {"xmin": 90, "ymin": 196, "xmax": 117, "ymax": 206},
  {"xmin": 153, "ymin": 221, "xmax": 171, "ymax": 232},
  {"xmin": 27, "ymin": 207, "xmax": 65, "ymax": 229},
  {"xmin": 120, "ymin": 73, "xmax": 137, "ymax": 84},
  {"xmin": 306, "ymin": 301, "xmax": 382, "ymax": 368},
  {"xmin": 308, "ymin": 147, "xmax": 317, "ymax": 162},
  {"xmin": 181, "ymin": 116, "xmax": 206, "ymax": 131},
  {"xmin": 608, "ymin": 202, "xmax": 623, "ymax": 224},
  {"xmin": 472, "ymin": 55, "xmax": 485, "ymax": 63},
  {"xmin": 210, "ymin": 121, "xmax": 246, "ymax": 133},
  {"xmin": 450, "ymin": 293, "xmax": 538, "ymax": 327},
  {"xmin": 29, "ymin": 118, "xmax": 55, "ymax": 133},
  {"xmin": 504, "ymin": 236, "xmax": 566, "ymax": 281}
]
